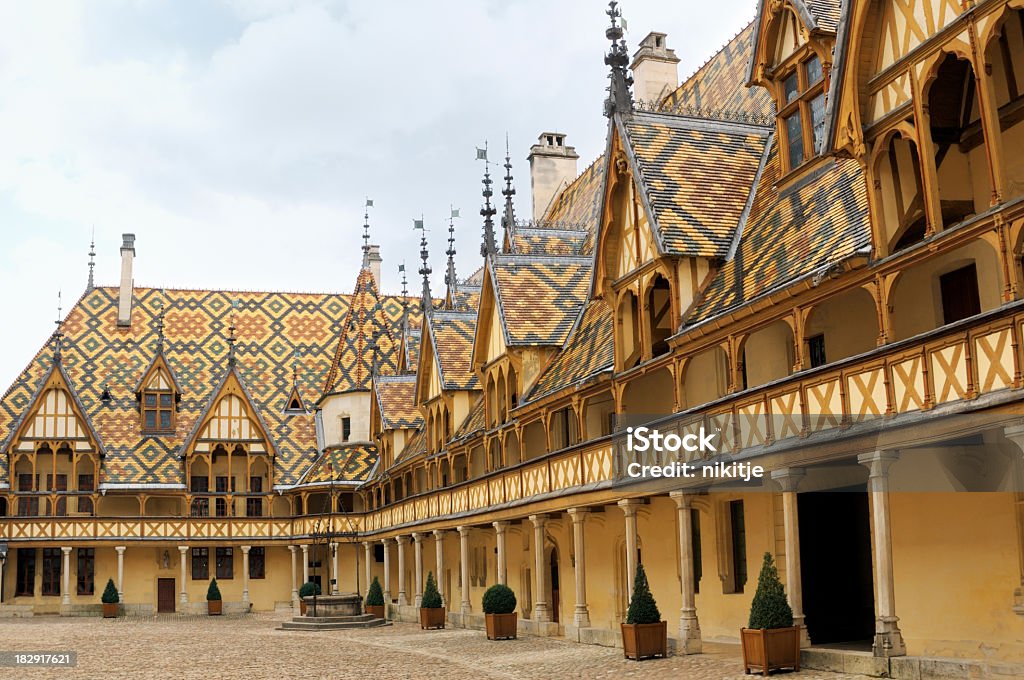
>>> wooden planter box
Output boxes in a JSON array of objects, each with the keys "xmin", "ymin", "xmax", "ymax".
[
  {"xmin": 420, "ymin": 607, "xmax": 446, "ymax": 629},
  {"xmin": 299, "ymin": 601, "xmax": 307, "ymax": 616},
  {"xmin": 102, "ymin": 603, "xmax": 119, "ymax": 618},
  {"xmin": 207, "ymin": 600, "xmax": 222, "ymax": 616},
  {"xmin": 740, "ymin": 626, "xmax": 801, "ymax": 676},
  {"xmin": 485, "ymin": 612, "xmax": 517, "ymax": 640},
  {"xmin": 621, "ymin": 621, "xmax": 667, "ymax": 660},
  {"xmin": 366, "ymin": 605, "xmax": 386, "ymax": 620}
]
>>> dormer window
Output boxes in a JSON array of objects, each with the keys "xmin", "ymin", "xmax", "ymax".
[
  {"xmin": 140, "ymin": 367, "xmax": 176, "ymax": 434},
  {"xmin": 778, "ymin": 53, "xmax": 826, "ymax": 172}
]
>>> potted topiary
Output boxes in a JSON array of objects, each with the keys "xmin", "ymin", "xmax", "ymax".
[
  {"xmin": 101, "ymin": 578, "xmax": 119, "ymax": 618},
  {"xmin": 419, "ymin": 571, "xmax": 445, "ymax": 629},
  {"xmin": 741, "ymin": 552, "xmax": 801, "ymax": 676},
  {"xmin": 206, "ymin": 578, "xmax": 222, "ymax": 616},
  {"xmin": 621, "ymin": 563, "xmax": 667, "ymax": 660},
  {"xmin": 298, "ymin": 581, "xmax": 320, "ymax": 616},
  {"xmin": 482, "ymin": 583, "xmax": 517, "ymax": 640},
  {"xmin": 365, "ymin": 576, "xmax": 386, "ymax": 620}
]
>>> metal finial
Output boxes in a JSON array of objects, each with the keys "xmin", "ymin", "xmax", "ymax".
[
  {"xmin": 501, "ymin": 134, "xmax": 516, "ymax": 246},
  {"xmin": 445, "ymin": 207, "xmax": 459, "ymax": 310},
  {"xmin": 370, "ymin": 333, "xmax": 380, "ymax": 377},
  {"xmin": 361, "ymin": 198, "xmax": 373, "ymax": 268},
  {"xmin": 478, "ymin": 142, "xmax": 497, "ymax": 258},
  {"xmin": 227, "ymin": 299, "xmax": 239, "ymax": 366},
  {"xmin": 604, "ymin": 0, "xmax": 633, "ymax": 118},
  {"xmin": 87, "ymin": 227, "xmax": 96, "ymax": 292},
  {"xmin": 399, "ymin": 263, "xmax": 408, "ymax": 298},
  {"xmin": 154, "ymin": 296, "xmax": 166, "ymax": 353},
  {"xmin": 415, "ymin": 218, "xmax": 433, "ymax": 313},
  {"xmin": 53, "ymin": 290, "xmax": 64, "ymax": 361},
  {"xmin": 292, "ymin": 348, "xmax": 301, "ymax": 386}
]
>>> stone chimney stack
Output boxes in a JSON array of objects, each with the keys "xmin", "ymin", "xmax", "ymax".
[
  {"xmin": 117, "ymin": 234, "xmax": 135, "ymax": 327},
  {"xmin": 367, "ymin": 244, "xmax": 382, "ymax": 291},
  {"xmin": 528, "ymin": 133, "xmax": 579, "ymax": 221},
  {"xmin": 630, "ymin": 32, "xmax": 680, "ymax": 104}
]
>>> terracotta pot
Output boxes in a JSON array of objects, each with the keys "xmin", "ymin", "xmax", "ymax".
[
  {"xmin": 207, "ymin": 599, "xmax": 222, "ymax": 616},
  {"xmin": 621, "ymin": 621, "xmax": 667, "ymax": 660},
  {"xmin": 102, "ymin": 603, "xmax": 119, "ymax": 618},
  {"xmin": 366, "ymin": 604, "xmax": 386, "ymax": 620},
  {"xmin": 740, "ymin": 626, "xmax": 801, "ymax": 676},
  {"xmin": 419, "ymin": 606, "xmax": 446, "ymax": 630},
  {"xmin": 485, "ymin": 612, "xmax": 517, "ymax": 640}
]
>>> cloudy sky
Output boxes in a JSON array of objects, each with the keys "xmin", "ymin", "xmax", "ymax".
[{"xmin": 0, "ymin": 0, "xmax": 756, "ymax": 389}]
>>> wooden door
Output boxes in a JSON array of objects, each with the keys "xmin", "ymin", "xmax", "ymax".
[{"xmin": 157, "ymin": 578, "xmax": 176, "ymax": 613}]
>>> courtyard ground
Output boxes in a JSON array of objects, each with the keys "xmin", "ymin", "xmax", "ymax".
[{"xmin": 0, "ymin": 612, "xmax": 876, "ymax": 679}]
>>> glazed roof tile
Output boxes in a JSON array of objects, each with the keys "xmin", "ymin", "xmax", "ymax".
[
  {"xmin": 428, "ymin": 311, "xmax": 480, "ymax": 390},
  {"xmin": 529, "ymin": 300, "xmax": 614, "ymax": 401},
  {"xmin": 298, "ymin": 443, "xmax": 378, "ymax": 486},
  {"xmin": 511, "ymin": 228, "xmax": 588, "ymax": 256},
  {"xmin": 374, "ymin": 375, "xmax": 422, "ymax": 430},
  {"xmin": 490, "ymin": 255, "xmax": 592, "ymax": 346}
]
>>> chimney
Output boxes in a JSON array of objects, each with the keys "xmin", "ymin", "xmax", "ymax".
[
  {"xmin": 630, "ymin": 32, "xmax": 680, "ymax": 104},
  {"xmin": 367, "ymin": 244, "xmax": 382, "ymax": 291},
  {"xmin": 528, "ymin": 133, "xmax": 579, "ymax": 221},
  {"xmin": 117, "ymin": 233, "xmax": 135, "ymax": 327}
]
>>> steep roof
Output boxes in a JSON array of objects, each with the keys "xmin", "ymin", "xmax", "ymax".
[
  {"xmin": 427, "ymin": 311, "xmax": 480, "ymax": 391},
  {"xmin": 528, "ymin": 300, "xmax": 614, "ymax": 402},
  {"xmin": 490, "ymin": 255, "xmax": 592, "ymax": 347},
  {"xmin": 687, "ymin": 138, "xmax": 871, "ymax": 325},
  {"xmin": 620, "ymin": 112, "xmax": 770, "ymax": 258},
  {"xmin": 298, "ymin": 443, "xmax": 378, "ymax": 486},
  {"xmin": 511, "ymin": 228, "xmax": 589, "ymax": 256},
  {"xmin": 374, "ymin": 375, "xmax": 422, "ymax": 430}
]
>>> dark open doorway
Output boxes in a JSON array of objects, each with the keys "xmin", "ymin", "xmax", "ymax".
[
  {"xmin": 798, "ymin": 487, "xmax": 874, "ymax": 646},
  {"xmin": 549, "ymin": 549, "xmax": 560, "ymax": 624}
]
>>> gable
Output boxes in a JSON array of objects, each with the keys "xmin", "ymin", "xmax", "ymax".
[
  {"xmin": 4, "ymin": 364, "xmax": 101, "ymax": 456},
  {"xmin": 472, "ymin": 266, "xmax": 507, "ymax": 369},
  {"xmin": 185, "ymin": 370, "xmax": 272, "ymax": 456}
]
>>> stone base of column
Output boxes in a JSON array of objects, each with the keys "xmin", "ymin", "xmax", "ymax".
[
  {"xmin": 533, "ymin": 603, "xmax": 550, "ymax": 622},
  {"xmin": 414, "ymin": 595, "xmax": 422, "ymax": 607},
  {"xmin": 572, "ymin": 606, "xmax": 591, "ymax": 629},
  {"xmin": 461, "ymin": 602, "xmax": 472, "ymax": 616},
  {"xmin": 872, "ymin": 616, "xmax": 907, "ymax": 658},
  {"xmin": 180, "ymin": 593, "xmax": 188, "ymax": 605},
  {"xmin": 793, "ymin": 615, "xmax": 811, "ymax": 648},
  {"xmin": 679, "ymin": 613, "xmax": 702, "ymax": 654},
  {"xmin": 398, "ymin": 593, "xmax": 408, "ymax": 606}
]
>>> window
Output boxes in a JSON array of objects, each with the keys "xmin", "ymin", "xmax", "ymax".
[
  {"xmin": 940, "ymin": 264, "xmax": 981, "ymax": 325},
  {"xmin": 77, "ymin": 548, "xmax": 95, "ymax": 595},
  {"xmin": 16, "ymin": 549, "xmax": 35, "ymax": 596},
  {"xmin": 691, "ymin": 509, "xmax": 702, "ymax": 594},
  {"xmin": 807, "ymin": 334, "xmax": 827, "ymax": 369},
  {"xmin": 192, "ymin": 548, "xmax": 209, "ymax": 580},
  {"xmin": 249, "ymin": 547, "xmax": 265, "ymax": 580},
  {"xmin": 142, "ymin": 390, "xmax": 174, "ymax": 433},
  {"xmin": 216, "ymin": 547, "xmax": 233, "ymax": 579},
  {"xmin": 191, "ymin": 498, "xmax": 209, "ymax": 517},
  {"xmin": 17, "ymin": 473, "xmax": 38, "ymax": 516},
  {"xmin": 728, "ymin": 500, "xmax": 747, "ymax": 594},
  {"xmin": 777, "ymin": 54, "xmax": 827, "ymax": 171},
  {"xmin": 190, "ymin": 476, "xmax": 209, "ymax": 493},
  {"xmin": 341, "ymin": 417, "xmax": 352, "ymax": 442},
  {"xmin": 77, "ymin": 474, "xmax": 94, "ymax": 514},
  {"xmin": 46, "ymin": 474, "xmax": 67, "ymax": 516},
  {"xmin": 41, "ymin": 548, "xmax": 61, "ymax": 596}
]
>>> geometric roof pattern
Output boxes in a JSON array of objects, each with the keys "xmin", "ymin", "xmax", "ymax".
[
  {"xmin": 490, "ymin": 255, "xmax": 592, "ymax": 346},
  {"xmin": 621, "ymin": 112, "xmax": 770, "ymax": 258},
  {"xmin": 542, "ymin": 155, "xmax": 606, "ymax": 256},
  {"xmin": 529, "ymin": 299, "xmax": 614, "ymax": 402},
  {"xmin": 0, "ymin": 282, "xmax": 417, "ymax": 488},
  {"xmin": 298, "ymin": 443, "xmax": 378, "ymax": 486},
  {"xmin": 374, "ymin": 375, "xmax": 422, "ymax": 430},
  {"xmin": 511, "ymin": 228, "xmax": 589, "ymax": 256},
  {"xmin": 688, "ymin": 140, "xmax": 871, "ymax": 324},
  {"xmin": 426, "ymin": 311, "xmax": 480, "ymax": 391},
  {"xmin": 661, "ymin": 20, "xmax": 775, "ymax": 121}
]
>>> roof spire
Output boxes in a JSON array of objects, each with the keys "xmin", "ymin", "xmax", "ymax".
[
  {"xmin": 477, "ymin": 143, "xmax": 497, "ymax": 258},
  {"xmin": 604, "ymin": 0, "xmax": 634, "ymax": 118},
  {"xmin": 361, "ymin": 198, "xmax": 373, "ymax": 268},
  {"xmin": 400, "ymin": 262, "xmax": 408, "ymax": 299},
  {"xmin": 501, "ymin": 134, "xmax": 517, "ymax": 246},
  {"xmin": 415, "ymin": 218, "xmax": 433, "ymax": 313},
  {"xmin": 445, "ymin": 207, "xmax": 459, "ymax": 310},
  {"xmin": 227, "ymin": 300, "xmax": 239, "ymax": 366},
  {"xmin": 53, "ymin": 290, "xmax": 64, "ymax": 362},
  {"xmin": 154, "ymin": 294, "xmax": 166, "ymax": 353},
  {"xmin": 87, "ymin": 227, "xmax": 96, "ymax": 292}
]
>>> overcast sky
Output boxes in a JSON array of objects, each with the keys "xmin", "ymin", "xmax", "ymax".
[{"xmin": 0, "ymin": 0, "xmax": 757, "ymax": 390}]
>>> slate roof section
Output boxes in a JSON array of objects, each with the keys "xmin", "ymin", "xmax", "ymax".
[
  {"xmin": 427, "ymin": 311, "xmax": 480, "ymax": 390},
  {"xmin": 374, "ymin": 375, "xmax": 422, "ymax": 430},
  {"xmin": 395, "ymin": 426, "xmax": 426, "ymax": 465},
  {"xmin": 298, "ymin": 443, "xmax": 378, "ymax": 486},
  {"xmin": 0, "ymin": 284, "xmax": 417, "ymax": 487},
  {"xmin": 687, "ymin": 139, "xmax": 872, "ymax": 324},
  {"xmin": 452, "ymin": 395, "xmax": 485, "ymax": 441},
  {"xmin": 511, "ymin": 228, "xmax": 588, "ymax": 256},
  {"xmin": 661, "ymin": 21, "xmax": 775, "ymax": 121},
  {"xmin": 490, "ymin": 255, "xmax": 592, "ymax": 347},
  {"xmin": 621, "ymin": 112, "xmax": 770, "ymax": 258},
  {"xmin": 528, "ymin": 300, "xmax": 614, "ymax": 402}
]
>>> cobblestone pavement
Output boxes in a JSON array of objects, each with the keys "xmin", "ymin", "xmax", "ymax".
[{"xmin": 0, "ymin": 613, "xmax": 875, "ymax": 680}]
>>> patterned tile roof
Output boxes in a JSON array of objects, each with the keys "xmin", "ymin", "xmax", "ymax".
[
  {"xmin": 542, "ymin": 155, "xmax": 606, "ymax": 252},
  {"xmin": 529, "ymin": 300, "xmax": 614, "ymax": 401},
  {"xmin": 374, "ymin": 375, "xmax": 422, "ymax": 430},
  {"xmin": 490, "ymin": 255, "xmax": 592, "ymax": 346},
  {"xmin": 0, "ymin": 283, "xmax": 417, "ymax": 488},
  {"xmin": 298, "ymin": 443, "xmax": 378, "ymax": 486},
  {"xmin": 399, "ymin": 324, "xmax": 421, "ymax": 374},
  {"xmin": 621, "ymin": 112, "xmax": 770, "ymax": 258},
  {"xmin": 688, "ymin": 140, "xmax": 871, "ymax": 323},
  {"xmin": 803, "ymin": 0, "xmax": 842, "ymax": 32},
  {"xmin": 452, "ymin": 285, "xmax": 481, "ymax": 314},
  {"xmin": 427, "ymin": 311, "xmax": 480, "ymax": 390},
  {"xmin": 511, "ymin": 228, "xmax": 588, "ymax": 256},
  {"xmin": 661, "ymin": 21, "xmax": 775, "ymax": 121},
  {"xmin": 323, "ymin": 269, "xmax": 416, "ymax": 396},
  {"xmin": 395, "ymin": 426, "xmax": 426, "ymax": 464},
  {"xmin": 453, "ymin": 395, "xmax": 485, "ymax": 441}
]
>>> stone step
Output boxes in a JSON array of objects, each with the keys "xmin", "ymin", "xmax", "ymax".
[
  {"xmin": 278, "ymin": 617, "xmax": 390, "ymax": 631},
  {"xmin": 294, "ymin": 614, "xmax": 377, "ymax": 624}
]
